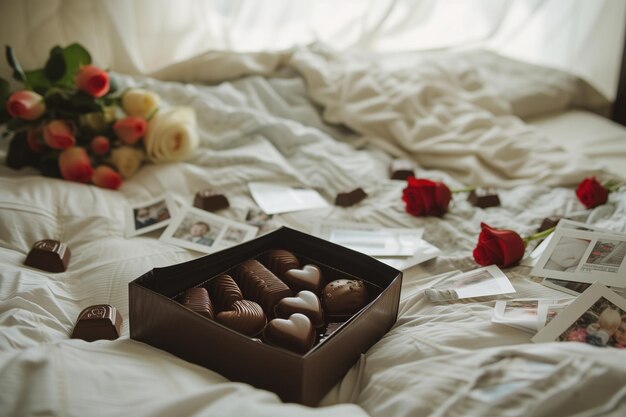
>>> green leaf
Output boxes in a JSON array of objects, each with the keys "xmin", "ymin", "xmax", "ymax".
[
  {"xmin": 0, "ymin": 77, "xmax": 9, "ymax": 97},
  {"xmin": 6, "ymin": 131, "xmax": 40, "ymax": 170},
  {"xmin": 5, "ymin": 45, "xmax": 28, "ymax": 87},
  {"xmin": 23, "ymin": 70, "xmax": 52, "ymax": 94},
  {"xmin": 44, "ymin": 46, "xmax": 66, "ymax": 81},
  {"xmin": 64, "ymin": 43, "xmax": 91, "ymax": 67},
  {"xmin": 0, "ymin": 78, "xmax": 9, "ymax": 123},
  {"xmin": 48, "ymin": 43, "xmax": 93, "ymax": 88}
]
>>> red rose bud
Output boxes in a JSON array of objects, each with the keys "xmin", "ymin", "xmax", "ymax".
[
  {"xmin": 113, "ymin": 116, "xmax": 147, "ymax": 144},
  {"xmin": 576, "ymin": 177, "xmax": 608, "ymax": 209},
  {"xmin": 43, "ymin": 120, "xmax": 76, "ymax": 149},
  {"xmin": 59, "ymin": 147, "xmax": 93, "ymax": 183},
  {"xmin": 92, "ymin": 165, "xmax": 122, "ymax": 190},
  {"xmin": 90, "ymin": 136, "xmax": 111, "ymax": 155},
  {"xmin": 6, "ymin": 90, "xmax": 46, "ymax": 120},
  {"xmin": 27, "ymin": 127, "xmax": 46, "ymax": 153},
  {"xmin": 473, "ymin": 222, "xmax": 525, "ymax": 268},
  {"xmin": 75, "ymin": 65, "xmax": 110, "ymax": 98},
  {"xmin": 402, "ymin": 177, "xmax": 451, "ymax": 217}
]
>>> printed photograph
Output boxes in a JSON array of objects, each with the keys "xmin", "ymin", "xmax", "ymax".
[
  {"xmin": 125, "ymin": 195, "xmax": 176, "ymax": 237},
  {"xmin": 221, "ymin": 226, "xmax": 248, "ymax": 244},
  {"xmin": 583, "ymin": 240, "xmax": 626, "ymax": 272},
  {"xmin": 557, "ymin": 297, "xmax": 626, "ymax": 348},
  {"xmin": 504, "ymin": 301, "xmax": 539, "ymax": 319},
  {"xmin": 172, "ymin": 213, "xmax": 222, "ymax": 248},
  {"xmin": 450, "ymin": 269, "xmax": 494, "ymax": 288},
  {"xmin": 544, "ymin": 236, "xmax": 591, "ymax": 272},
  {"xmin": 245, "ymin": 208, "xmax": 279, "ymax": 235}
]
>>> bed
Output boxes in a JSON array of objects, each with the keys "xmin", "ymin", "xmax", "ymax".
[{"xmin": 2, "ymin": 44, "xmax": 626, "ymax": 417}]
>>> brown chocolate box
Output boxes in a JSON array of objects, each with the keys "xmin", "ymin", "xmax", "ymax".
[{"xmin": 129, "ymin": 227, "xmax": 402, "ymax": 406}]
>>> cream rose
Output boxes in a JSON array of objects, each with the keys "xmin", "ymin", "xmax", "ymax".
[
  {"xmin": 144, "ymin": 107, "xmax": 199, "ymax": 163},
  {"xmin": 122, "ymin": 88, "xmax": 160, "ymax": 118},
  {"xmin": 110, "ymin": 146, "xmax": 145, "ymax": 178}
]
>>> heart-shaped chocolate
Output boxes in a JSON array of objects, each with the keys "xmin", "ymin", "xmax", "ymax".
[
  {"xmin": 216, "ymin": 300, "xmax": 266, "ymax": 337},
  {"xmin": 263, "ymin": 313, "xmax": 315, "ymax": 354},
  {"xmin": 282, "ymin": 264, "xmax": 322, "ymax": 294},
  {"xmin": 275, "ymin": 290, "xmax": 324, "ymax": 328}
]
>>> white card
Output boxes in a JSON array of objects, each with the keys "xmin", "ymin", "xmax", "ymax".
[
  {"xmin": 532, "ymin": 282, "xmax": 626, "ymax": 348},
  {"xmin": 248, "ymin": 182, "xmax": 330, "ymax": 215},
  {"xmin": 160, "ymin": 206, "xmax": 258, "ymax": 254},
  {"xmin": 492, "ymin": 298, "xmax": 573, "ymax": 333},
  {"xmin": 531, "ymin": 229, "xmax": 626, "ymax": 288},
  {"xmin": 425, "ymin": 265, "xmax": 515, "ymax": 302}
]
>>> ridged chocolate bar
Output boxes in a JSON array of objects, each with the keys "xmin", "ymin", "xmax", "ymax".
[
  {"xmin": 234, "ymin": 259, "xmax": 292, "ymax": 317},
  {"xmin": 216, "ymin": 300, "xmax": 267, "ymax": 337},
  {"xmin": 180, "ymin": 287, "xmax": 215, "ymax": 319},
  {"xmin": 264, "ymin": 249, "xmax": 300, "ymax": 279},
  {"xmin": 208, "ymin": 274, "xmax": 243, "ymax": 312}
]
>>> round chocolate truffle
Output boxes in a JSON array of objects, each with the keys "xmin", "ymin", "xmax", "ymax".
[{"xmin": 322, "ymin": 279, "xmax": 368, "ymax": 320}]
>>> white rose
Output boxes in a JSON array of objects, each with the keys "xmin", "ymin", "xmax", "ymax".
[
  {"xmin": 110, "ymin": 146, "xmax": 145, "ymax": 178},
  {"xmin": 144, "ymin": 107, "xmax": 199, "ymax": 163},
  {"xmin": 122, "ymin": 88, "xmax": 160, "ymax": 118}
]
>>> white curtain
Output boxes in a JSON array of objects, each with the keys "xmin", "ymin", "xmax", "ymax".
[{"xmin": 0, "ymin": 0, "xmax": 624, "ymax": 99}]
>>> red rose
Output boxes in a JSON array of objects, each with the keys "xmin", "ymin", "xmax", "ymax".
[
  {"xmin": 6, "ymin": 90, "xmax": 46, "ymax": 120},
  {"xmin": 27, "ymin": 127, "xmax": 46, "ymax": 153},
  {"xmin": 90, "ymin": 135, "xmax": 111, "ymax": 155},
  {"xmin": 473, "ymin": 222, "xmax": 525, "ymax": 268},
  {"xmin": 43, "ymin": 120, "xmax": 76, "ymax": 150},
  {"xmin": 402, "ymin": 177, "xmax": 451, "ymax": 217},
  {"xmin": 75, "ymin": 65, "xmax": 110, "ymax": 98},
  {"xmin": 576, "ymin": 177, "xmax": 608, "ymax": 209},
  {"xmin": 113, "ymin": 116, "xmax": 147, "ymax": 144},
  {"xmin": 92, "ymin": 165, "xmax": 122, "ymax": 190},
  {"xmin": 59, "ymin": 147, "xmax": 93, "ymax": 183}
]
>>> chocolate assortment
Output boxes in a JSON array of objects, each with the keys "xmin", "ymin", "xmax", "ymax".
[
  {"xmin": 193, "ymin": 188, "xmax": 230, "ymax": 212},
  {"xmin": 71, "ymin": 304, "xmax": 122, "ymax": 342},
  {"xmin": 173, "ymin": 249, "xmax": 372, "ymax": 354},
  {"xmin": 467, "ymin": 189, "xmax": 501, "ymax": 208},
  {"xmin": 24, "ymin": 239, "xmax": 71, "ymax": 273}
]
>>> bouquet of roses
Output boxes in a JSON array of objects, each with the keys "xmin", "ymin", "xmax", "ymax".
[{"xmin": 0, "ymin": 43, "xmax": 198, "ymax": 189}]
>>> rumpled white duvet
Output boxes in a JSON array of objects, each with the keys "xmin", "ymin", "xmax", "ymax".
[{"xmin": 1, "ymin": 46, "xmax": 626, "ymax": 417}]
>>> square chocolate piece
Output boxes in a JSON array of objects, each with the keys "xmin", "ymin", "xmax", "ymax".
[
  {"xmin": 24, "ymin": 239, "xmax": 71, "ymax": 272},
  {"xmin": 71, "ymin": 304, "xmax": 123, "ymax": 342},
  {"xmin": 537, "ymin": 216, "xmax": 563, "ymax": 233},
  {"xmin": 193, "ymin": 188, "xmax": 230, "ymax": 212},
  {"xmin": 467, "ymin": 189, "xmax": 501, "ymax": 208},
  {"xmin": 335, "ymin": 187, "xmax": 367, "ymax": 207},
  {"xmin": 389, "ymin": 159, "xmax": 415, "ymax": 180}
]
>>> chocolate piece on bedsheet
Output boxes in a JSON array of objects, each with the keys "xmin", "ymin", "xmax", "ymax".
[
  {"xmin": 334, "ymin": 187, "xmax": 367, "ymax": 207},
  {"xmin": 389, "ymin": 158, "xmax": 415, "ymax": 180},
  {"xmin": 193, "ymin": 188, "xmax": 230, "ymax": 212},
  {"xmin": 70, "ymin": 304, "xmax": 123, "ymax": 342},
  {"xmin": 467, "ymin": 189, "xmax": 501, "ymax": 208},
  {"xmin": 537, "ymin": 216, "xmax": 563, "ymax": 233},
  {"xmin": 24, "ymin": 239, "xmax": 71, "ymax": 273}
]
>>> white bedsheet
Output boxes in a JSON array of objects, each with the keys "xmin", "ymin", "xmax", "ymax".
[{"xmin": 2, "ymin": 47, "xmax": 626, "ymax": 417}]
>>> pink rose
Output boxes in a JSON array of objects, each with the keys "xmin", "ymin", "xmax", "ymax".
[
  {"xmin": 6, "ymin": 90, "xmax": 46, "ymax": 120},
  {"xmin": 90, "ymin": 136, "xmax": 111, "ymax": 155},
  {"xmin": 59, "ymin": 147, "xmax": 93, "ymax": 183},
  {"xmin": 113, "ymin": 116, "xmax": 147, "ymax": 144},
  {"xmin": 75, "ymin": 65, "xmax": 110, "ymax": 98},
  {"xmin": 27, "ymin": 127, "xmax": 46, "ymax": 153},
  {"xmin": 43, "ymin": 120, "xmax": 76, "ymax": 149},
  {"xmin": 92, "ymin": 165, "xmax": 122, "ymax": 190}
]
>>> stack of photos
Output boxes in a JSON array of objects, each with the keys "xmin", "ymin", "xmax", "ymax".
[
  {"xmin": 425, "ymin": 265, "xmax": 515, "ymax": 302},
  {"xmin": 532, "ymin": 282, "xmax": 626, "ymax": 349},
  {"xmin": 531, "ymin": 220, "xmax": 626, "ymax": 289}
]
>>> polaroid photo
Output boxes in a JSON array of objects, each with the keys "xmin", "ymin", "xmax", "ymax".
[
  {"xmin": 532, "ymin": 282, "xmax": 626, "ymax": 349},
  {"xmin": 244, "ymin": 207, "xmax": 281, "ymax": 236},
  {"xmin": 542, "ymin": 277, "xmax": 625, "ymax": 297},
  {"xmin": 248, "ymin": 182, "xmax": 330, "ymax": 215},
  {"xmin": 492, "ymin": 298, "xmax": 573, "ymax": 333},
  {"xmin": 521, "ymin": 219, "xmax": 619, "ymax": 267},
  {"xmin": 125, "ymin": 195, "xmax": 177, "ymax": 237},
  {"xmin": 425, "ymin": 265, "xmax": 515, "ymax": 302},
  {"xmin": 531, "ymin": 229, "xmax": 626, "ymax": 288},
  {"xmin": 160, "ymin": 206, "xmax": 258, "ymax": 254}
]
